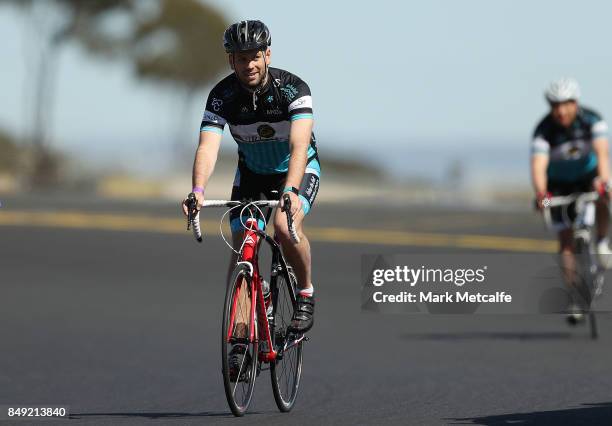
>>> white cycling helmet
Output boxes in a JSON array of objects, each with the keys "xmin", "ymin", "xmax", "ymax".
[{"xmin": 544, "ymin": 77, "xmax": 581, "ymax": 103}]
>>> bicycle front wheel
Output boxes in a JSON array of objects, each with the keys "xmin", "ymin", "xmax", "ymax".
[
  {"xmin": 221, "ymin": 263, "xmax": 259, "ymax": 417},
  {"xmin": 270, "ymin": 266, "xmax": 303, "ymax": 412}
]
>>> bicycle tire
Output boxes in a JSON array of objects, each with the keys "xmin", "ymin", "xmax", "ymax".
[
  {"xmin": 573, "ymin": 238, "xmax": 595, "ymax": 309},
  {"xmin": 270, "ymin": 265, "xmax": 303, "ymax": 412},
  {"xmin": 574, "ymin": 237, "xmax": 600, "ymax": 340},
  {"xmin": 221, "ymin": 263, "xmax": 259, "ymax": 417},
  {"xmin": 589, "ymin": 312, "xmax": 598, "ymax": 340}
]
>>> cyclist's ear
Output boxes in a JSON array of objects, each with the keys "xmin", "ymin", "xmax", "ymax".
[
  {"xmin": 228, "ymin": 54, "xmax": 235, "ymax": 70},
  {"xmin": 264, "ymin": 48, "xmax": 271, "ymax": 65}
]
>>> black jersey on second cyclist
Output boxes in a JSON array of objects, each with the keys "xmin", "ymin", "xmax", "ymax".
[
  {"xmin": 200, "ymin": 67, "xmax": 317, "ymax": 174},
  {"xmin": 531, "ymin": 107, "xmax": 608, "ymax": 182}
]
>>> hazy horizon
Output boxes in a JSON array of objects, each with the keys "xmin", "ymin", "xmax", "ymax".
[{"xmin": 1, "ymin": 0, "xmax": 610, "ymax": 189}]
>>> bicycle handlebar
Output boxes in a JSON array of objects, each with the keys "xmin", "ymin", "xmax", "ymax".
[
  {"xmin": 541, "ymin": 191, "xmax": 600, "ymax": 231},
  {"xmin": 544, "ymin": 191, "xmax": 600, "ymax": 208},
  {"xmin": 185, "ymin": 195, "xmax": 300, "ymax": 244},
  {"xmin": 201, "ymin": 200, "xmax": 281, "ymax": 208}
]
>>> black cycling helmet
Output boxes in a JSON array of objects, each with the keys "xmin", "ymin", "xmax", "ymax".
[{"xmin": 223, "ymin": 20, "xmax": 271, "ymax": 53}]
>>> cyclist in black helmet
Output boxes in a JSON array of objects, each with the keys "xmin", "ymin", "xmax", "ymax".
[{"xmin": 182, "ymin": 20, "xmax": 320, "ymax": 381}]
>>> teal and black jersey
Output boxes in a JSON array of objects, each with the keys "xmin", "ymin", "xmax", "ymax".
[
  {"xmin": 531, "ymin": 107, "xmax": 608, "ymax": 182},
  {"xmin": 200, "ymin": 67, "xmax": 317, "ymax": 174}
]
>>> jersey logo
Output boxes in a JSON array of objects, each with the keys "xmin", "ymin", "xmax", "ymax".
[
  {"xmin": 288, "ymin": 96, "xmax": 312, "ymax": 112},
  {"xmin": 280, "ymin": 84, "xmax": 298, "ymax": 101},
  {"xmin": 266, "ymin": 95, "xmax": 274, "ymax": 103},
  {"xmin": 257, "ymin": 124, "xmax": 276, "ymax": 138},
  {"xmin": 203, "ymin": 111, "xmax": 221, "ymax": 123},
  {"xmin": 567, "ymin": 145, "xmax": 582, "ymax": 159},
  {"xmin": 211, "ymin": 98, "xmax": 223, "ymax": 112},
  {"xmin": 305, "ymin": 174, "xmax": 319, "ymax": 205}
]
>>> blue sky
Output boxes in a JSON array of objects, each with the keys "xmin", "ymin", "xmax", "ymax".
[{"xmin": 1, "ymin": 0, "xmax": 611, "ymax": 183}]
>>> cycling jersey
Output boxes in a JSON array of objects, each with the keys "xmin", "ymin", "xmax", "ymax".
[
  {"xmin": 200, "ymin": 67, "xmax": 317, "ymax": 174},
  {"xmin": 531, "ymin": 107, "xmax": 608, "ymax": 182}
]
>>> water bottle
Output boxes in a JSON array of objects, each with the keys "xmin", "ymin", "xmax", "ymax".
[
  {"xmin": 260, "ymin": 277, "xmax": 273, "ymax": 320},
  {"xmin": 261, "ymin": 277, "xmax": 270, "ymax": 298}
]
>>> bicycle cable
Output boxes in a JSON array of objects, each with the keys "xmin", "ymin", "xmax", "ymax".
[
  {"xmin": 220, "ymin": 204, "xmax": 245, "ymax": 255},
  {"xmin": 219, "ymin": 201, "xmax": 271, "ymax": 255}
]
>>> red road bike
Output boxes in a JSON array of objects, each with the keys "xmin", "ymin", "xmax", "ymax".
[{"xmin": 187, "ymin": 193, "xmax": 305, "ymax": 416}]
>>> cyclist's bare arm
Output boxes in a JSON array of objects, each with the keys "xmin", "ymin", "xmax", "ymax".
[
  {"xmin": 283, "ymin": 118, "xmax": 313, "ymax": 217},
  {"xmin": 593, "ymin": 137, "xmax": 610, "ymax": 183},
  {"xmin": 182, "ymin": 130, "xmax": 222, "ymax": 215},
  {"xmin": 531, "ymin": 153, "xmax": 549, "ymax": 197}
]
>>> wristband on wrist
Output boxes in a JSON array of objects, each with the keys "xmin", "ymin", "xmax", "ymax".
[
  {"xmin": 283, "ymin": 186, "xmax": 299, "ymax": 195},
  {"xmin": 192, "ymin": 186, "xmax": 204, "ymax": 194}
]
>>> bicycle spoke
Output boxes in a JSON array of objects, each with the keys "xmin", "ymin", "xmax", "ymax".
[
  {"xmin": 230, "ymin": 278, "xmax": 253, "ymax": 396},
  {"xmin": 232, "ymin": 340, "xmax": 249, "ymax": 397}
]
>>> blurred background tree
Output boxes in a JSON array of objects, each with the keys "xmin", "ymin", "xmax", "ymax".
[
  {"xmin": 0, "ymin": 130, "xmax": 20, "ymax": 173},
  {"xmin": 130, "ymin": 0, "xmax": 228, "ymax": 156},
  {"xmin": 0, "ymin": 0, "xmax": 135, "ymax": 186},
  {"xmin": 0, "ymin": 0, "xmax": 229, "ymax": 187}
]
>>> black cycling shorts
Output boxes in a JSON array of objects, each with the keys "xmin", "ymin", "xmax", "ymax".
[
  {"xmin": 547, "ymin": 168, "xmax": 597, "ymax": 230},
  {"xmin": 229, "ymin": 156, "xmax": 321, "ymax": 232}
]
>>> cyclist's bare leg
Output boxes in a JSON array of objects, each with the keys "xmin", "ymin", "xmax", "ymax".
[
  {"xmin": 595, "ymin": 198, "xmax": 609, "ymax": 240},
  {"xmin": 559, "ymin": 229, "xmax": 577, "ymax": 290},
  {"xmin": 274, "ymin": 207, "xmax": 312, "ymax": 291},
  {"xmin": 228, "ymin": 232, "xmax": 249, "ymax": 338}
]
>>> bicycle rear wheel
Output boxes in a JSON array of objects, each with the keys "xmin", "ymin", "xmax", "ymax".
[
  {"xmin": 573, "ymin": 239, "xmax": 595, "ymax": 307},
  {"xmin": 270, "ymin": 266, "xmax": 303, "ymax": 412},
  {"xmin": 589, "ymin": 311, "xmax": 598, "ymax": 339},
  {"xmin": 221, "ymin": 263, "xmax": 259, "ymax": 417},
  {"xmin": 574, "ymin": 238, "xmax": 599, "ymax": 339}
]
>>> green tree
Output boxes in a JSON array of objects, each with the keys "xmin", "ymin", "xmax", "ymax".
[
  {"xmin": 130, "ymin": 0, "xmax": 229, "ymax": 154},
  {"xmin": 0, "ymin": 130, "xmax": 19, "ymax": 173},
  {"xmin": 1, "ymin": 0, "xmax": 229, "ymax": 183},
  {"xmin": 0, "ymin": 0, "xmax": 136, "ymax": 185},
  {"xmin": 1, "ymin": 0, "xmax": 135, "ymax": 150}
]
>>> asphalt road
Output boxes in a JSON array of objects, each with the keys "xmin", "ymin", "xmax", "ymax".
[{"xmin": 2, "ymin": 197, "xmax": 612, "ymax": 425}]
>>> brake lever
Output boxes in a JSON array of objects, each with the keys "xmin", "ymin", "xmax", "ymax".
[
  {"xmin": 282, "ymin": 193, "xmax": 300, "ymax": 244},
  {"xmin": 186, "ymin": 192, "xmax": 196, "ymax": 230}
]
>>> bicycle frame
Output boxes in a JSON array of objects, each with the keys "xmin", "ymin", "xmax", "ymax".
[
  {"xmin": 188, "ymin": 196, "xmax": 306, "ymax": 415},
  {"xmin": 226, "ymin": 217, "xmax": 301, "ymax": 364},
  {"xmin": 543, "ymin": 192, "xmax": 603, "ymax": 302}
]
